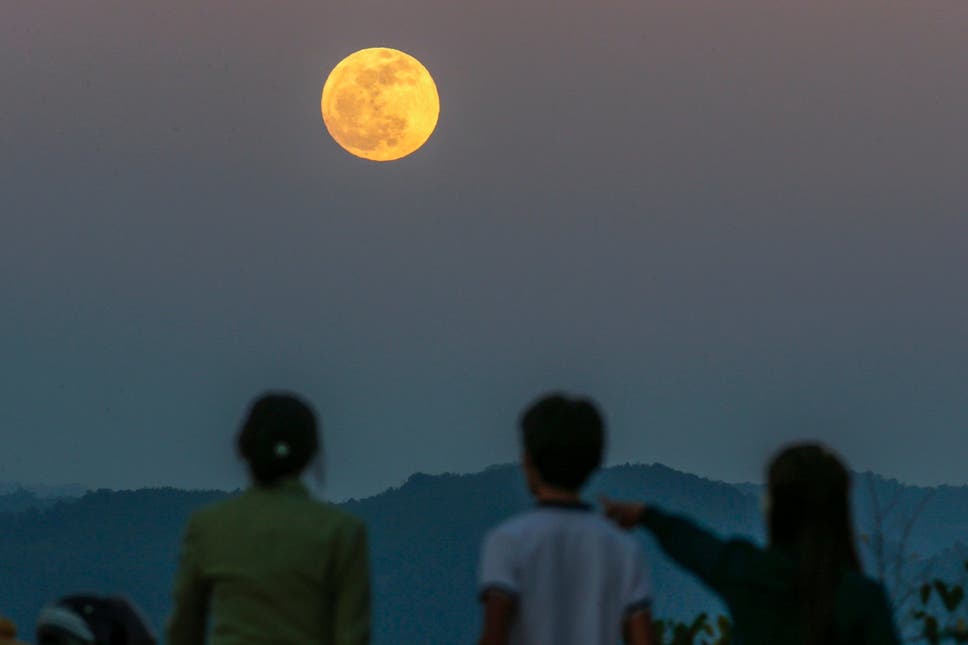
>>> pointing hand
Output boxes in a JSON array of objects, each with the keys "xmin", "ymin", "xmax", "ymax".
[{"xmin": 599, "ymin": 497, "xmax": 647, "ymax": 530}]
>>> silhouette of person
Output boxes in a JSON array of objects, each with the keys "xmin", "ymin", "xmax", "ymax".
[
  {"xmin": 602, "ymin": 442, "xmax": 900, "ymax": 645},
  {"xmin": 477, "ymin": 393, "xmax": 655, "ymax": 645},
  {"xmin": 35, "ymin": 595, "xmax": 155, "ymax": 645},
  {"xmin": 167, "ymin": 393, "xmax": 370, "ymax": 645}
]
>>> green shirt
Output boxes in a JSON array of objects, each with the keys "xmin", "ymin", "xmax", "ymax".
[
  {"xmin": 167, "ymin": 479, "xmax": 370, "ymax": 645},
  {"xmin": 640, "ymin": 507, "xmax": 900, "ymax": 645}
]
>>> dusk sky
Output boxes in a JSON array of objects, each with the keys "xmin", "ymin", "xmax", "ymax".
[{"xmin": 1, "ymin": 0, "xmax": 966, "ymax": 499}]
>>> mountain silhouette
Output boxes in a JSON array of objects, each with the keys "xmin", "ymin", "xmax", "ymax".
[{"xmin": 1, "ymin": 464, "xmax": 964, "ymax": 643}]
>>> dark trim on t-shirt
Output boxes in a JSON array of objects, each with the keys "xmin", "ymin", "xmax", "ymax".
[
  {"xmin": 479, "ymin": 583, "xmax": 520, "ymax": 602},
  {"xmin": 537, "ymin": 500, "xmax": 592, "ymax": 511}
]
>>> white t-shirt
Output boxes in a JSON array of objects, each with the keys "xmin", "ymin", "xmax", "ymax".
[{"xmin": 478, "ymin": 502, "xmax": 653, "ymax": 645}]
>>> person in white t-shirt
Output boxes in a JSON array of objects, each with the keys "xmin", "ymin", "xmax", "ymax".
[{"xmin": 477, "ymin": 393, "xmax": 655, "ymax": 645}]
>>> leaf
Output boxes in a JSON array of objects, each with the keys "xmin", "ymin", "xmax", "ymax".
[
  {"xmin": 950, "ymin": 585, "xmax": 966, "ymax": 612},
  {"xmin": 690, "ymin": 613, "xmax": 709, "ymax": 636},
  {"xmin": 934, "ymin": 580, "xmax": 949, "ymax": 601},
  {"xmin": 922, "ymin": 584, "xmax": 933, "ymax": 605},
  {"xmin": 934, "ymin": 580, "xmax": 965, "ymax": 612}
]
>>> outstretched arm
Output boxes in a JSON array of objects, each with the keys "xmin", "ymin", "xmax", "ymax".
[{"xmin": 602, "ymin": 498, "xmax": 738, "ymax": 592}]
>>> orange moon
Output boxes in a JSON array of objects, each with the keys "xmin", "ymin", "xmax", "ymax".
[{"xmin": 321, "ymin": 48, "xmax": 440, "ymax": 162}]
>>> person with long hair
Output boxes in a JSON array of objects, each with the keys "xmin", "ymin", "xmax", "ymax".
[
  {"xmin": 602, "ymin": 443, "xmax": 899, "ymax": 645},
  {"xmin": 167, "ymin": 393, "xmax": 370, "ymax": 645}
]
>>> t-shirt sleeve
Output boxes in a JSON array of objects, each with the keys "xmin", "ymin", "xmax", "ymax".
[
  {"xmin": 624, "ymin": 540, "xmax": 653, "ymax": 615},
  {"xmin": 478, "ymin": 528, "xmax": 520, "ymax": 599}
]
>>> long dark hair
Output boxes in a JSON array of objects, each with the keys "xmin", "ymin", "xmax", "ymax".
[
  {"xmin": 767, "ymin": 443, "xmax": 860, "ymax": 645},
  {"xmin": 236, "ymin": 393, "xmax": 320, "ymax": 487}
]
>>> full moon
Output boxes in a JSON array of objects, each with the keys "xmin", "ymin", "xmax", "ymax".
[{"xmin": 321, "ymin": 48, "xmax": 440, "ymax": 162}]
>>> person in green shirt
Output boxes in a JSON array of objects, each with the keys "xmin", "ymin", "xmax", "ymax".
[
  {"xmin": 602, "ymin": 443, "xmax": 900, "ymax": 645},
  {"xmin": 167, "ymin": 393, "xmax": 371, "ymax": 645}
]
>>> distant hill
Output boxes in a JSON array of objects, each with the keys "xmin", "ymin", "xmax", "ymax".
[
  {"xmin": 0, "ymin": 482, "xmax": 86, "ymax": 498},
  {"xmin": 0, "ymin": 482, "xmax": 85, "ymax": 514},
  {"xmin": 1, "ymin": 464, "xmax": 965, "ymax": 643},
  {"xmin": 0, "ymin": 489, "xmax": 55, "ymax": 514}
]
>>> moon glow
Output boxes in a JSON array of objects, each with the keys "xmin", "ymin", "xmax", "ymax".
[{"xmin": 321, "ymin": 48, "xmax": 440, "ymax": 162}]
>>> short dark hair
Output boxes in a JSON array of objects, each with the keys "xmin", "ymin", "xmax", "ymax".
[
  {"xmin": 520, "ymin": 393, "xmax": 605, "ymax": 490},
  {"xmin": 237, "ymin": 393, "xmax": 319, "ymax": 487}
]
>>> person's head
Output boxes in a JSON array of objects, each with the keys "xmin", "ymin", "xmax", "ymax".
[
  {"xmin": 36, "ymin": 595, "xmax": 155, "ymax": 645},
  {"xmin": 519, "ymin": 393, "xmax": 605, "ymax": 495},
  {"xmin": 765, "ymin": 442, "xmax": 860, "ymax": 645},
  {"xmin": 236, "ymin": 392, "xmax": 320, "ymax": 487}
]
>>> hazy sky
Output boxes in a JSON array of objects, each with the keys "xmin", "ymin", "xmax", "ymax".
[{"xmin": 1, "ymin": 0, "xmax": 966, "ymax": 498}]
